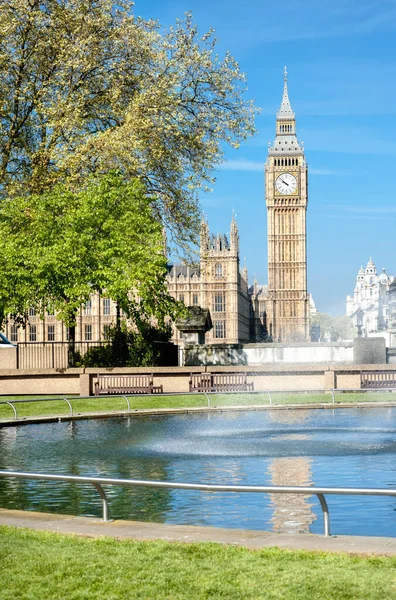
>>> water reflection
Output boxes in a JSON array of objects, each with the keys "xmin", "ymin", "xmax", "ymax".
[
  {"xmin": 0, "ymin": 408, "xmax": 395, "ymax": 536},
  {"xmin": 268, "ymin": 454, "xmax": 315, "ymax": 533}
]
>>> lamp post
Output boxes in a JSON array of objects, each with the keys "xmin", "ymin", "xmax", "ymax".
[{"xmin": 356, "ymin": 308, "xmax": 364, "ymax": 338}]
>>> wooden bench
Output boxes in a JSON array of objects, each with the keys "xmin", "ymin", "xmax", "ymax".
[
  {"xmin": 189, "ymin": 373, "xmax": 254, "ymax": 393},
  {"xmin": 360, "ymin": 371, "xmax": 396, "ymax": 389},
  {"xmin": 95, "ymin": 374, "xmax": 163, "ymax": 396}
]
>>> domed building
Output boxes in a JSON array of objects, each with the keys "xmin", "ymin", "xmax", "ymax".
[{"xmin": 346, "ymin": 258, "xmax": 395, "ymax": 337}]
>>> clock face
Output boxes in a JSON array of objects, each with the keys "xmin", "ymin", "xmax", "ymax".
[{"xmin": 275, "ymin": 173, "xmax": 297, "ymax": 194}]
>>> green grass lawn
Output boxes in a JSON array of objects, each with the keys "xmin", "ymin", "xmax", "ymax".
[
  {"xmin": 0, "ymin": 526, "xmax": 395, "ymax": 600},
  {"xmin": 0, "ymin": 390, "xmax": 395, "ymax": 420}
]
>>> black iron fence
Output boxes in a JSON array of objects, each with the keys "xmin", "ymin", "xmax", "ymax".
[
  {"xmin": 16, "ymin": 341, "xmax": 110, "ymax": 370},
  {"xmin": 16, "ymin": 341, "xmax": 178, "ymax": 370}
]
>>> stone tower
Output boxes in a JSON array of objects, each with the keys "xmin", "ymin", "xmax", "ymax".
[
  {"xmin": 265, "ymin": 67, "xmax": 310, "ymax": 342},
  {"xmin": 199, "ymin": 215, "xmax": 250, "ymax": 343}
]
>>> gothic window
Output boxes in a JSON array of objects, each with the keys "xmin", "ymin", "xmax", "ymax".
[
  {"xmin": 47, "ymin": 305, "xmax": 55, "ymax": 316},
  {"xmin": 193, "ymin": 294, "xmax": 199, "ymax": 306},
  {"xmin": 103, "ymin": 324, "xmax": 111, "ymax": 339},
  {"xmin": 296, "ymin": 159, "xmax": 298, "ymax": 165},
  {"xmin": 103, "ymin": 298, "xmax": 111, "ymax": 316},
  {"xmin": 29, "ymin": 307, "xmax": 35, "ymax": 317},
  {"xmin": 47, "ymin": 325, "xmax": 55, "ymax": 341},
  {"xmin": 213, "ymin": 320, "xmax": 226, "ymax": 339},
  {"xmin": 29, "ymin": 325, "xmax": 36, "ymax": 342},
  {"xmin": 84, "ymin": 324, "xmax": 92, "ymax": 341},
  {"xmin": 179, "ymin": 294, "xmax": 184, "ymax": 303},
  {"xmin": 84, "ymin": 299, "xmax": 92, "ymax": 316},
  {"xmin": 10, "ymin": 325, "xmax": 18, "ymax": 342},
  {"xmin": 213, "ymin": 293, "xmax": 224, "ymax": 312},
  {"xmin": 215, "ymin": 263, "xmax": 223, "ymax": 278}
]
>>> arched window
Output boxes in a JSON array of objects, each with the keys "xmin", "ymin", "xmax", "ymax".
[{"xmin": 215, "ymin": 263, "xmax": 223, "ymax": 278}]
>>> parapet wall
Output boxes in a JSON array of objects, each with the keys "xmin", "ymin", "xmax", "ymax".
[
  {"xmin": 183, "ymin": 343, "xmax": 354, "ymax": 366},
  {"xmin": 183, "ymin": 338, "xmax": 388, "ymax": 366},
  {"xmin": 0, "ymin": 363, "xmax": 394, "ymax": 396}
]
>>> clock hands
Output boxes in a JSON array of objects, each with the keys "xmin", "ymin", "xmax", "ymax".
[{"xmin": 280, "ymin": 178, "xmax": 289, "ymax": 186}]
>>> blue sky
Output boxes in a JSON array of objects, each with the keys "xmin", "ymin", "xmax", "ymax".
[{"xmin": 136, "ymin": 0, "xmax": 396, "ymax": 315}]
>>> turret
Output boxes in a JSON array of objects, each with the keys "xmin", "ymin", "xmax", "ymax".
[
  {"xmin": 200, "ymin": 216, "xmax": 210, "ymax": 254},
  {"xmin": 230, "ymin": 212, "xmax": 239, "ymax": 254}
]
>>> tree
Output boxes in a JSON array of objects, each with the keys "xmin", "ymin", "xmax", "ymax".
[
  {"xmin": 0, "ymin": 172, "xmax": 179, "ymax": 361},
  {"xmin": 80, "ymin": 322, "xmax": 173, "ymax": 367},
  {"xmin": 311, "ymin": 313, "xmax": 357, "ymax": 342},
  {"xmin": 0, "ymin": 0, "xmax": 257, "ymax": 248}
]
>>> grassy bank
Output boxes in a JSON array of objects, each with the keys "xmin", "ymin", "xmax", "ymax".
[
  {"xmin": 0, "ymin": 391, "xmax": 395, "ymax": 420},
  {"xmin": 0, "ymin": 526, "xmax": 395, "ymax": 600},
  {"xmin": 0, "ymin": 392, "xmax": 396, "ymax": 420}
]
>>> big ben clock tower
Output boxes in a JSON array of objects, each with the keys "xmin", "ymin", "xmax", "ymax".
[{"xmin": 265, "ymin": 67, "xmax": 310, "ymax": 342}]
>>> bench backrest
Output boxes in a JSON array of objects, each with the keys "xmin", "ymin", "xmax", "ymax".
[
  {"xmin": 361, "ymin": 371, "xmax": 396, "ymax": 388},
  {"xmin": 189, "ymin": 372, "xmax": 253, "ymax": 391},
  {"xmin": 97, "ymin": 374, "xmax": 153, "ymax": 391}
]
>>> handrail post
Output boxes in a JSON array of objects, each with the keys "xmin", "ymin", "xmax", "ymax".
[
  {"xmin": 331, "ymin": 389, "xmax": 335, "ymax": 405},
  {"xmin": 92, "ymin": 482, "xmax": 111, "ymax": 522},
  {"xmin": 266, "ymin": 390, "xmax": 272, "ymax": 406},
  {"xmin": 122, "ymin": 395, "xmax": 131, "ymax": 412},
  {"xmin": 6, "ymin": 402, "xmax": 18, "ymax": 420},
  {"xmin": 316, "ymin": 493, "xmax": 330, "ymax": 537},
  {"xmin": 203, "ymin": 392, "xmax": 211, "ymax": 408},
  {"xmin": 63, "ymin": 397, "xmax": 73, "ymax": 417}
]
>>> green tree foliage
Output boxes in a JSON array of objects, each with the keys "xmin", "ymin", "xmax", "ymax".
[
  {"xmin": 311, "ymin": 312, "xmax": 357, "ymax": 342},
  {"xmin": 0, "ymin": 0, "xmax": 257, "ymax": 247},
  {"xmin": 0, "ymin": 173, "xmax": 178, "ymax": 331},
  {"xmin": 80, "ymin": 322, "xmax": 173, "ymax": 367}
]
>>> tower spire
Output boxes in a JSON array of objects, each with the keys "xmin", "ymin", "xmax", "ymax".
[{"xmin": 277, "ymin": 65, "xmax": 295, "ymax": 119}]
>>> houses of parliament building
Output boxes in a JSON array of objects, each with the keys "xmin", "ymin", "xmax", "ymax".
[{"xmin": 3, "ymin": 69, "xmax": 312, "ymax": 346}]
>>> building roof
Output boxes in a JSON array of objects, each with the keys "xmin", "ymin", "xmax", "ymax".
[
  {"xmin": 175, "ymin": 307, "xmax": 212, "ymax": 333},
  {"xmin": 268, "ymin": 67, "xmax": 303, "ymax": 157},
  {"xmin": 167, "ymin": 264, "xmax": 200, "ymax": 279},
  {"xmin": 277, "ymin": 66, "xmax": 295, "ymax": 120}
]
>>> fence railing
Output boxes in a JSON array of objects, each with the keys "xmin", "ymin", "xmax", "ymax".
[
  {"xmin": 15, "ymin": 341, "xmax": 178, "ymax": 369},
  {"xmin": 1, "ymin": 388, "xmax": 396, "ymax": 421},
  {"xmin": 1, "ymin": 470, "xmax": 396, "ymax": 536},
  {"xmin": 16, "ymin": 341, "xmax": 110, "ymax": 370}
]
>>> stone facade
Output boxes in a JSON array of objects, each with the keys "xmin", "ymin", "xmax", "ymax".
[
  {"xmin": 346, "ymin": 258, "xmax": 395, "ymax": 335},
  {"xmin": 3, "ymin": 294, "xmax": 119, "ymax": 344},
  {"xmin": 167, "ymin": 215, "xmax": 251, "ymax": 345}
]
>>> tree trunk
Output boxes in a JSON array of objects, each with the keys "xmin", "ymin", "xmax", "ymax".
[{"xmin": 67, "ymin": 324, "xmax": 76, "ymax": 368}]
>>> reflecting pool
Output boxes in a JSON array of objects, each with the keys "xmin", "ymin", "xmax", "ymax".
[{"xmin": 0, "ymin": 407, "xmax": 395, "ymax": 536}]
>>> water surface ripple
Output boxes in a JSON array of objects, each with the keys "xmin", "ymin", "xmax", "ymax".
[{"xmin": 0, "ymin": 407, "xmax": 395, "ymax": 536}]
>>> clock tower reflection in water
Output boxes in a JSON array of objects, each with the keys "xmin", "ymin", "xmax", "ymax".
[{"xmin": 265, "ymin": 67, "xmax": 310, "ymax": 341}]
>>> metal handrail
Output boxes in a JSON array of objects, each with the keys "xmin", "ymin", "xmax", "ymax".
[
  {"xmin": 1, "ymin": 470, "xmax": 396, "ymax": 537},
  {"xmin": 1, "ymin": 388, "xmax": 396, "ymax": 420}
]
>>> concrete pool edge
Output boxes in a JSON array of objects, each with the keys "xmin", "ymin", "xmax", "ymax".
[
  {"xmin": 1, "ymin": 508, "xmax": 396, "ymax": 556},
  {"xmin": 1, "ymin": 401, "xmax": 396, "ymax": 427}
]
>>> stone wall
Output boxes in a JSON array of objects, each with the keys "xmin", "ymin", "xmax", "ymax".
[
  {"xmin": 0, "ymin": 347, "xmax": 17, "ymax": 370},
  {"xmin": 184, "ymin": 342, "xmax": 354, "ymax": 367},
  {"xmin": 0, "ymin": 364, "xmax": 395, "ymax": 396}
]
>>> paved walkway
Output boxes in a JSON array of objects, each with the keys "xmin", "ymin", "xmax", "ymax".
[{"xmin": 1, "ymin": 509, "xmax": 396, "ymax": 556}]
